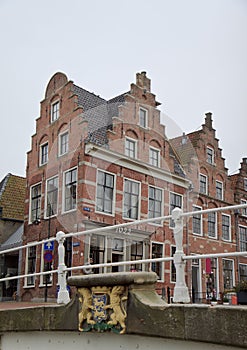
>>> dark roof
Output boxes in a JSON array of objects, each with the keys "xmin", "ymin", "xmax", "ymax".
[
  {"xmin": 73, "ymin": 84, "xmax": 128, "ymax": 146},
  {"xmin": 0, "ymin": 224, "xmax": 23, "ymax": 250},
  {"xmin": 0, "ymin": 174, "xmax": 26, "ymax": 221}
]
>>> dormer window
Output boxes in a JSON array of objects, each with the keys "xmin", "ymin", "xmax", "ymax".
[
  {"xmin": 139, "ymin": 107, "xmax": 148, "ymax": 128},
  {"xmin": 206, "ymin": 146, "xmax": 214, "ymax": 165},
  {"xmin": 51, "ymin": 101, "xmax": 59, "ymax": 122}
]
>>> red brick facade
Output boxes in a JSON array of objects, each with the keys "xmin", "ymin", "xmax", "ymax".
[{"xmin": 21, "ymin": 72, "xmax": 247, "ymax": 302}]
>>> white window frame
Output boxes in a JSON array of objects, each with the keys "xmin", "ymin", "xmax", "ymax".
[
  {"xmin": 51, "ymin": 100, "xmax": 59, "ymax": 122},
  {"xmin": 216, "ymin": 180, "xmax": 223, "ymax": 200},
  {"xmin": 62, "ymin": 167, "xmax": 77, "ymax": 213},
  {"xmin": 222, "ymin": 258, "xmax": 235, "ymax": 290},
  {"xmin": 24, "ymin": 243, "xmax": 37, "ymax": 287},
  {"xmin": 192, "ymin": 205, "xmax": 202, "ymax": 236},
  {"xmin": 45, "ymin": 175, "xmax": 58, "ymax": 219},
  {"xmin": 123, "ymin": 178, "xmax": 140, "ymax": 220},
  {"xmin": 199, "ymin": 174, "xmax": 208, "ymax": 195},
  {"xmin": 206, "ymin": 146, "xmax": 214, "ymax": 165},
  {"xmin": 59, "ymin": 130, "xmax": 69, "ymax": 156},
  {"xmin": 241, "ymin": 199, "xmax": 247, "ymax": 217},
  {"xmin": 95, "ymin": 169, "xmax": 116, "ymax": 216},
  {"xmin": 40, "ymin": 142, "xmax": 48, "ymax": 166},
  {"xmin": 150, "ymin": 241, "xmax": 164, "ymax": 282},
  {"xmin": 139, "ymin": 107, "xmax": 148, "ymax": 128},
  {"xmin": 29, "ymin": 182, "xmax": 42, "ymax": 224},
  {"xmin": 125, "ymin": 137, "xmax": 137, "ymax": 159},
  {"xmin": 222, "ymin": 213, "xmax": 231, "ymax": 242},
  {"xmin": 239, "ymin": 225, "xmax": 247, "ymax": 252},
  {"xmin": 169, "ymin": 191, "xmax": 183, "ymax": 228},
  {"xmin": 148, "ymin": 186, "xmax": 163, "ymax": 226},
  {"xmin": 239, "ymin": 263, "xmax": 247, "ymax": 281},
  {"xmin": 149, "ymin": 146, "xmax": 160, "ymax": 167},
  {"xmin": 208, "ymin": 211, "xmax": 217, "ymax": 239}
]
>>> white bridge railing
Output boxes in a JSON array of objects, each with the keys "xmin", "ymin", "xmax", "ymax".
[{"xmin": 0, "ymin": 203, "xmax": 247, "ymax": 304}]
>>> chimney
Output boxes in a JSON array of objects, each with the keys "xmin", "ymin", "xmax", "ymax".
[
  {"xmin": 205, "ymin": 112, "xmax": 213, "ymax": 130},
  {"xmin": 136, "ymin": 71, "xmax": 151, "ymax": 92}
]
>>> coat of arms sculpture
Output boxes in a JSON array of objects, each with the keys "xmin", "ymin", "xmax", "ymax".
[{"xmin": 78, "ymin": 285, "xmax": 128, "ymax": 334}]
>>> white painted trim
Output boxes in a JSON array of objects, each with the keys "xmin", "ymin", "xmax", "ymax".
[{"xmin": 85, "ymin": 142, "xmax": 190, "ymax": 189}]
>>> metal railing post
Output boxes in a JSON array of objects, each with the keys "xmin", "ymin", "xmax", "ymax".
[
  {"xmin": 172, "ymin": 207, "xmax": 190, "ymax": 303},
  {"xmin": 56, "ymin": 231, "xmax": 70, "ymax": 304}
]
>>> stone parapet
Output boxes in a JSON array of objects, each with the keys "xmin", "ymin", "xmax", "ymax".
[{"xmin": 0, "ymin": 272, "xmax": 246, "ymax": 348}]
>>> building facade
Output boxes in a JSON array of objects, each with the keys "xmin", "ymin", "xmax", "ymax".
[
  {"xmin": 0, "ymin": 173, "xmax": 25, "ymax": 300},
  {"xmin": 20, "ymin": 72, "xmax": 246, "ymax": 302}
]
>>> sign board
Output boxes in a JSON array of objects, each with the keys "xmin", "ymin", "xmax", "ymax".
[
  {"xmin": 44, "ymin": 241, "xmax": 54, "ymax": 251},
  {"xmin": 44, "ymin": 251, "xmax": 53, "ymax": 263}
]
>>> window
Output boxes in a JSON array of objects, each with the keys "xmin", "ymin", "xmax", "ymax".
[
  {"xmin": 151, "ymin": 242, "xmax": 163, "ymax": 281},
  {"xmin": 40, "ymin": 243, "xmax": 52, "ymax": 286},
  {"xmin": 139, "ymin": 107, "xmax": 148, "ymax": 128},
  {"xmin": 171, "ymin": 246, "xmax": 176, "ymax": 282},
  {"xmin": 199, "ymin": 174, "xmax": 207, "ymax": 194},
  {"xmin": 222, "ymin": 214, "xmax": 231, "ymax": 241},
  {"xmin": 30, "ymin": 183, "xmax": 41, "ymax": 223},
  {"xmin": 25, "ymin": 245, "xmax": 36, "ymax": 286},
  {"xmin": 51, "ymin": 101, "xmax": 59, "ymax": 122},
  {"xmin": 192, "ymin": 206, "xmax": 202, "ymax": 235},
  {"xmin": 223, "ymin": 259, "xmax": 234, "ymax": 290},
  {"xmin": 90, "ymin": 235, "xmax": 105, "ymax": 274},
  {"xmin": 206, "ymin": 258, "xmax": 218, "ymax": 299},
  {"xmin": 148, "ymin": 186, "xmax": 162, "ymax": 224},
  {"xmin": 216, "ymin": 181, "xmax": 223, "ymax": 200},
  {"xmin": 206, "ymin": 147, "xmax": 214, "ymax": 164},
  {"xmin": 64, "ymin": 168, "xmax": 77, "ymax": 212},
  {"xmin": 125, "ymin": 137, "xmax": 137, "ymax": 158},
  {"xmin": 123, "ymin": 179, "xmax": 140, "ymax": 220},
  {"xmin": 244, "ymin": 178, "xmax": 247, "ymax": 191},
  {"xmin": 208, "ymin": 212, "xmax": 217, "ymax": 238},
  {"xmin": 131, "ymin": 241, "xmax": 143, "ymax": 271},
  {"xmin": 96, "ymin": 171, "xmax": 114, "ymax": 214},
  {"xmin": 40, "ymin": 142, "xmax": 48, "ymax": 166},
  {"xmin": 46, "ymin": 176, "xmax": 58, "ymax": 217},
  {"xmin": 239, "ymin": 226, "xmax": 247, "ymax": 252},
  {"xmin": 59, "ymin": 131, "xmax": 69, "ymax": 156},
  {"xmin": 149, "ymin": 147, "xmax": 160, "ymax": 167},
  {"xmin": 241, "ymin": 199, "xmax": 247, "ymax": 217},
  {"xmin": 169, "ymin": 192, "xmax": 182, "ymax": 227},
  {"xmin": 239, "ymin": 264, "xmax": 247, "ymax": 281}
]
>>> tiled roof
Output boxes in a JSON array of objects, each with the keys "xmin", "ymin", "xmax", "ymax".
[
  {"xmin": 73, "ymin": 84, "xmax": 128, "ymax": 146},
  {"xmin": 0, "ymin": 174, "xmax": 26, "ymax": 221},
  {"xmin": 0, "ymin": 224, "xmax": 23, "ymax": 250}
]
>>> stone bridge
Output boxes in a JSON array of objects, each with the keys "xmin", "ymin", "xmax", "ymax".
[{"xmin": 0, "ymin": 272, "xmax": 246, "ymax": 349}]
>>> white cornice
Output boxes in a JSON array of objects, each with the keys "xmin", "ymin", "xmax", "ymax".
[{"xmin": 85, "ymin": 143, "xmax": 190, "ymax": 188}]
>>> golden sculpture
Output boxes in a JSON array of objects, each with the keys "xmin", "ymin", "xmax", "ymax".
[
  {"xmin": 105, "ymin": 285, "xmax": 128, "ymax": 334},
  {"xmin": 78, "ymin": 285, "xmax": 128, "ymax": 334},
  {"xmin": 78, "ymin": 287, "xmax": 95, "ymax": 331}
]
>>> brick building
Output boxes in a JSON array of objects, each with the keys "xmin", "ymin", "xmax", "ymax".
[
  {"xmin": 0, "ymin": 173, "xmax": 25, "ymax": 300},
  {"xmin": 20, "ymin": 72, "xmax": 246, "ymax": 302}
]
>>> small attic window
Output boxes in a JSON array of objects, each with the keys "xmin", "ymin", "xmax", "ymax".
[{"xmin": 51, "ymin": 100, "xmax": 60, "ymax": 122}]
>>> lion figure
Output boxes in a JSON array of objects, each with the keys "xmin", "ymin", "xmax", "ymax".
[
  {"xmin": 105, "ymin": 285, "xmax": 127, "ymax": 334},
  {"xmin": 78, "ymin": 287, "xmax": 95, "ymax": 331}
]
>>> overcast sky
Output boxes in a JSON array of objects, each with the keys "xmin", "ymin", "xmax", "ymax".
[{"xmin": 0, "ymin": 0, "xmax": 246, "ymax": 181}]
